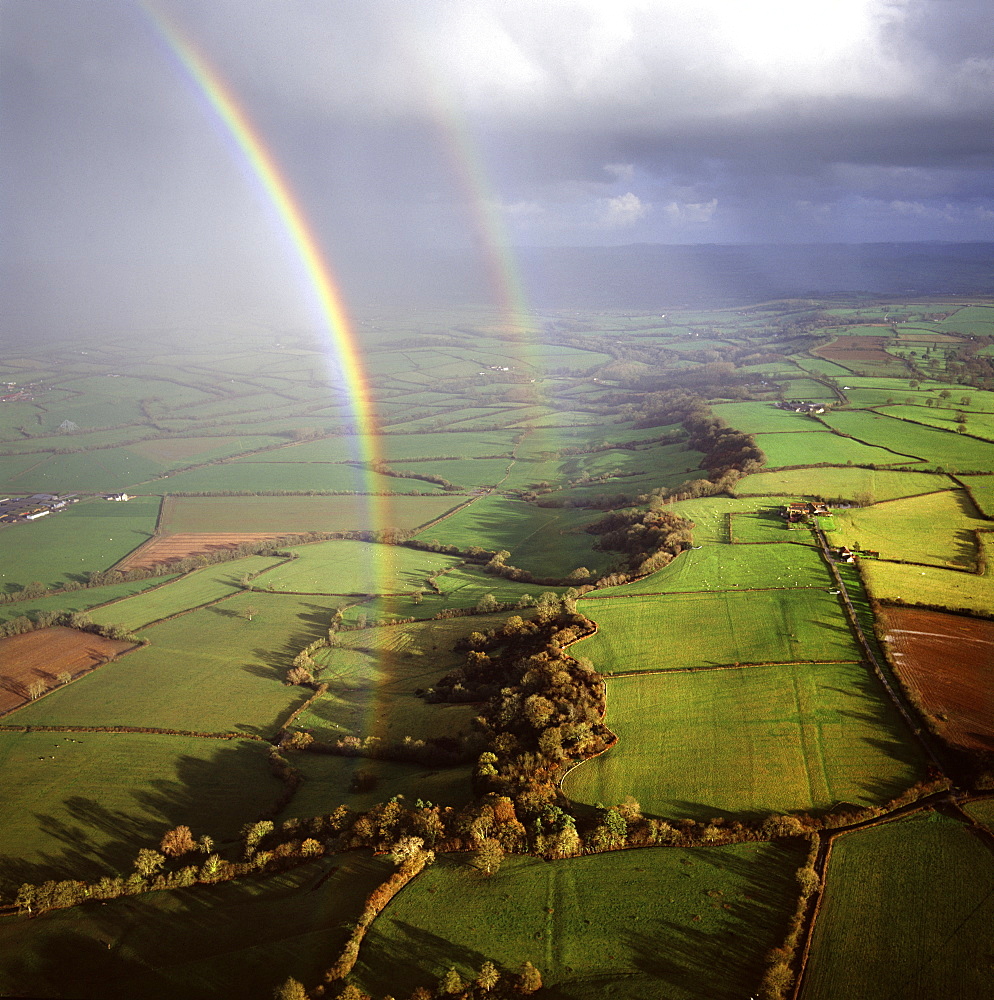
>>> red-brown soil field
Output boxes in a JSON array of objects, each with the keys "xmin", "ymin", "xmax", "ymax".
[
  {"xmin": 113, "ymin": 532, "xmax": 298, "ymax": 571},
  {"xmin": 0, "ymin": 627, "xmax": 134, "ymax": 715},
  {"xmin": 812, "ymin": 335, "xmax": 896, "ymax": 365},
  {"xmin": 881, "ymin": 606, "xmax": 994, "ymax": 751}
]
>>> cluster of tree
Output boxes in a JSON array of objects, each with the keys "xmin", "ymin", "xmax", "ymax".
[
  {"xmin": 293, "ymin": 731, "xmax": 475, "ymax": 769},
  {"xmin": 480, "ymin": 550, "xmax": 594, "ymax": 587},
  {"xmin": 309, "ymin": 959, "xmax": 544, "ymax": 1000},
  {"xmin": 368, "ymin": 460, "xmax": 465, "ymax": 492},
  {"xmin": 0, "ymin": 609, "xmax": 146, "ymax": 645},
  {"xmin": 585, "ymin": 507, "xmax": 694, "ymax": 575}
]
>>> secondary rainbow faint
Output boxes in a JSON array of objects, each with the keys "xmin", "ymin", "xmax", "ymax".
[{"xmin": 141, "ymin": 3, "xmax": 379, "ymax": 478}]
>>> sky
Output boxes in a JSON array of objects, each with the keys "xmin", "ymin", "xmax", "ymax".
[{"xmin": 3, "ymin": 0, "xmax": 993, "ymax": 333}]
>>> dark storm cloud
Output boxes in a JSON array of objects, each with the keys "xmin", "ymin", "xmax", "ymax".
[{"xmin": 2, "ymin": 1, "xmax": 993, "ymax": 335}]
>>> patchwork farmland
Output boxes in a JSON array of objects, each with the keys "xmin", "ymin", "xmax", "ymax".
[{"xmin": 1, "ymin": 299, "xmax": 993, "ymax": 999}]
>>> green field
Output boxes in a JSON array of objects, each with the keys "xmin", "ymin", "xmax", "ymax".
[
  {"xmin": 714, "ymin": 401, "xmax": 830, "ymax": 434},
  {"xmin": 576, "ymin": 588, "xmax": 862, "ymax": 673},
  {"xmin": 823, "ymin": 409, "xmax": 994, "ymax": 470},
  {"xmin": 860, "ymin": 546, "xmax": 994, "ymax": 615},
  {"xmin": 0, "ymin": 731, "xmax": 282, "ymax": 890},
  {"xmin": 824, "ymin": 490, "xmax": 987, "ymax": 569},
  {"xmin": 357, "ymin": 844, "xmax": 806, "ymax": 1000},
  {"xmin": 0, "ymin": 496, "xmax": 161, "ymax": 594},
  {"xmin": 159, "ymin": 494, "xmax": 459, "ymax": 533},
  {"xmin": 593, "ymin": 540, "xmax": 830, "ymax": 595},
  {"xmin": 13, "ymin": 591, "xmax": 343, "ymax": 734},
  {"xmin": 255, "ymin": 540, "xmax": 463, "ymax": 595},
  {"xmin": 734, "ymin": 466, "xmax": 950, "ymax": 502},
  {"xmin": 754, "ymin": 430, "xmax": 915, "ymax": 468},
  {"xmin": 962, "ymin": 475, "xmax": 994, "ymax": 517},
  {"xmin": 802, "ymin": 813, "xmax": 994, "ymax": 1000},
  {"xmin": 563, "ymin": 661, "xmax": 922, "ymax": 819},
  {"xmin": 0, "ymin": 854, "xmax": 392, "ymax": 1000},
  {"xmin": 418, "ymin": 496, "xmax": 611, "ymax": 577},
  {"xmin": 0, "ymin": 575, "xmax": 179, "ymax": 626},
  {"xmin": 88, "ymin": 555, "xmax": 285, "ymax": 631}
]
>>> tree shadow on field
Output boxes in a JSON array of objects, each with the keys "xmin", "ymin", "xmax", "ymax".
[
  {"xmin": 624, "ymin": 842, "xmax": 804, "ymax": 1000},
  {"xmin": 357, "ymin": 919, "xmax": 493, "ymax": 998},
  {"xmin": 0, "ymin": 739, "xmax": 278, "ymax": 895}
]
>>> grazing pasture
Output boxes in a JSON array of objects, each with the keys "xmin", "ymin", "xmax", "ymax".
[
  {"xmin": 0, "ymin": 576, "xmax": 178, "ymax": 626},
  {"xmin": 824, "ymin": 490, "xmax": 986, "ymax": 569},
  {"xmin": 753, "ymin": 430, "xmax": 914, "ymax": 468},
  {"xmin": 282, "ymin": 755, "xmax": 473, "ymax": 819},
  {"xmin": 591, "ymin": 541, "xmax": 829, "ymax": 595},
  {"xmin": 575, "ymin": 589, "xmax": 862, "ymax": 673},
  {"xmin": 860, "ymin": 545, "xmax": 994, "ymax": 616},
  {"xmin": 0, "ymin": 495, "xmax": 161, "ymax": 594},
  {"xmin": 0, "ymin": 855, "xmax": 393, "ymax": 1000},
  {"xmin": 961, "ymin": 475, "xmax": 994, "ymax": 517},
  {"xmin": 357, "ymin": 844, "xmax": 806, "ymax": 1000},
  {"xmin": 734, "ymin": 466, "xmax": 950, "ymax": 502},
  {"xmin": 881, "ymin": 606, "xmax": 994, "ymax": 751},
  {"xmin": 0, "ymin": 627, "xmax": 134, "ymax": 715},
  {"xmin": 88, "ymin": 556, "xmax": 285, "ymax": 631},
  {"xmin": 563, "ymin": 661, "xmax": 921, "ymax": 819},
  {"xmin": 419, "ymin": 496, "xmax": 610, "ymax": 577},
  {"xmin": 300, "ymin": 644, "xmax": 478, "ymax": 743},
  {"xmin": 13, "ymin": 592, "xmax": 344, "ymax": 734},
  {"xmin": 824, "ymin": 409, "xmax": 994, "ymax": 470},
  {"xmin": 158, "ymin": 494, "xmax": 459, "ymax": 533},
  {"xmin": 0, "ymin": 732, "xmax": 283, "ymax": 891},
  {"xmin": 255, "ymin": 539, "xmax": 463, "ymax": 594},
  {"xmin": 801, "ymin": 813, "xmax": 994, "ymax": 1000}
]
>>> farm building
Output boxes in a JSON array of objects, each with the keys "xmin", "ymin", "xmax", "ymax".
[{"xmin": 776, "ymin": 400, "xmax": 826, "ymax": 414}]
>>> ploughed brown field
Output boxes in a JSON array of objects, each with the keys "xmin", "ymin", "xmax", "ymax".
[
  {"xmin": 0, "ymin": 627, "xmax": 134, "ymax": 715},
  {"xmin": 113, "ymin": 532, "xmax": 301, "ymax": 571},
  {"xmin": 882, "ymin": 606, "xmax": 994, "ymax": 751},
  {"xmin": 812, "ymin": 335, "xmax": 895, "ymax": 364}
]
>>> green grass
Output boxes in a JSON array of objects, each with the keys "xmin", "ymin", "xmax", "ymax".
[
  {"xmin": 0, "ymin": 732, "xmax": 283, "ymax": 891},
  {"xmin": 357, "ymin": 844, "xmax": 806, "ymax": 1000},
  {"xmin": 390, "ymin": 457, "xmax": 511, "ymax": 488},
  {"xmin": 297, "ymin": 637, "xmax": 479, "ymax": 744},
  {"xmin": 860, "ymin": 545, "xmax": 994, "ymax": 615},
  {"xmin": 734, "ymin": 467, "xmax": 951, "ymax": 502},
  {"xmin": 0, "ymin": 853, "xmax": 392, "ymax": 1000},
  {"xmin": 281, "ymin": 755, "xmax": 473, "ymax": 819},
  {"xmin": 824, "ymin": 491, "xmax": 986, "ymax": 569},
  {"xmin": 801, "ymin": 812, "xmax": 994, "ymax": 1000},
  {"xmin": 562, "ymin": 661, "xmax": 924, "ymax": 820},
  {"xmin": 0, "ymin": 449, "xmax": 165, "ymax": 493},
  {"xmin": 0, "ymin": 496, "xmax": 161, "ymax": 594},
  {"xmin": 12, "ymin": 591, "xmax": 344, "ymax": 734},
  {"xmin": 962, "ymin": 476, "xmax": 994, "ymax": 517},
  {"xmin": 754, "ymin": 430, "xmax": 916, "ymax": 468},
  {"xmin": 593, "ymin": 539, "xmax": 830, "ymax": 596},
  {"xmin": 575, "ymin": 589, "xmax": 862, "ymax": 673},
  {"xmin": 418, "ymin": 496, "xmax": 611, "ymax": 577},
  {"xmin": 153, "ymin": 458, "xmax": 424, "ymax": 493},
  {"xmin": 255, "ymin": 540, "xmax": 463, "ymax": 595},
  {"xmin": 823, "ymin": 409, "xmax": 994, "ymax": 471},
  {"xmin": 88, "ymin": 555, "xmax": 285, "ymax": 630},
  {"xmin": 160, "ymin": 494, "xmax": 459, "ymax": 533},
  {"xmin": 0, "ymin": 576, "xmax": 179, "ymax": 625},
  {"xmin": 963, "ymin": 799, "xmax": 994, "ymax": 831},
  {"xmin": 714, "ymin": 401, "xmax": 833, "ymax": 434}
]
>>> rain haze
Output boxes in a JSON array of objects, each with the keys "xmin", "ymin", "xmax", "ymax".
[{"xmin": 3, "ymin": 0, "xmax": 994, "ymax": 337}]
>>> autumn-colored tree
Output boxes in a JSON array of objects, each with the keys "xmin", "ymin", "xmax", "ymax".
[
  {"xmin": 133, "ymin": 848, "xmax": 165, "ymax": 877},
  {"xmin": 518, "ymin": 962, "xmax": 543, "ymax": 994},
  {"xmin": 274, "ymin": 977, "xmax": 309, "ymax": 1000},
  {"xmin": 476, "ymin": 961, "xmax": 500, "ymax": 992},
  {"xmin": 160, "ymin": 825, "xmax": 196, "ymax": 857},
  {"xmin": 474, "ymin": 838, "xmax": 504, "ymax": 876},
  {"xmin": 436, "ymin": 968, "xmax": 463, "ymax": 996}
]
